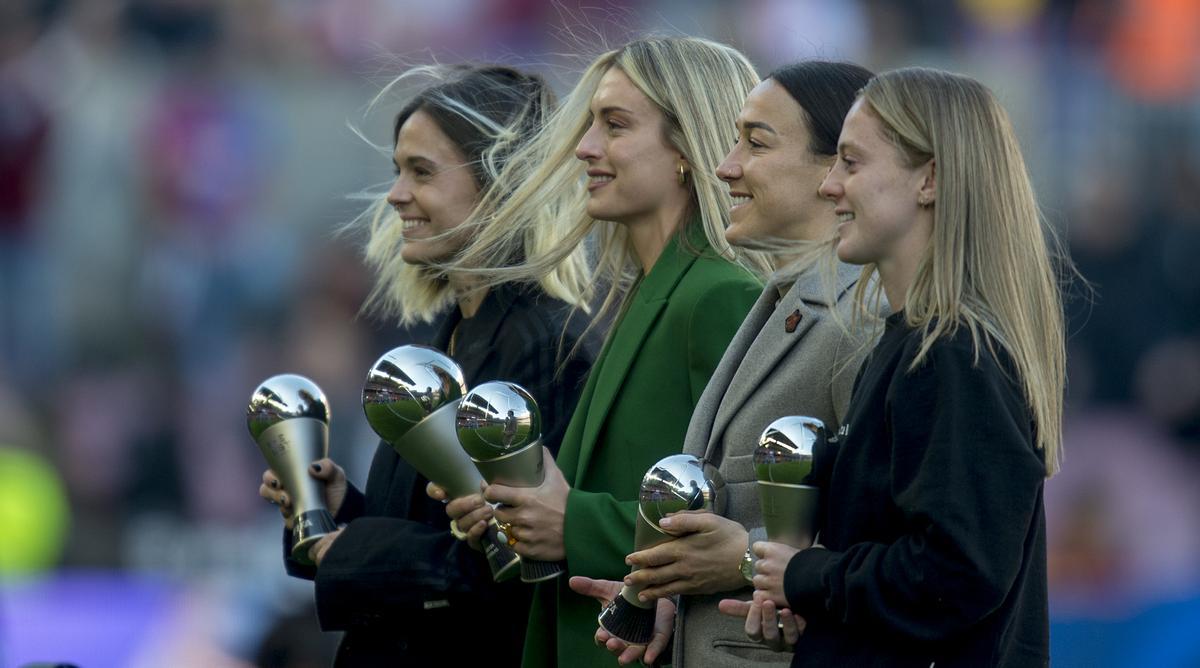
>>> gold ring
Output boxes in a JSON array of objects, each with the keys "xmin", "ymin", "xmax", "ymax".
[
  {"xmin": 449, "ymin": 518, "xmax": 468, "ymax": 541},
  {"xmin": 496, "ymin": 521, "xmax": 517, "ymax": 546}
]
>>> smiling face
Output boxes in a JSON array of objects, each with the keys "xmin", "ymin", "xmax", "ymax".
[
  {"xmin": 819, "ymin": 99, "xmax": 934, "ymax": 273},
  {"xmin": 573, "ymin": 67, "xmax": 691, "ymax": 229},
  {"xmin": 386, "ymin": 109, "xmax": 481, "ymax": 266},
  {"xmin": 717, "ymin": 79, "xmax": 835, "ymax": 248}
]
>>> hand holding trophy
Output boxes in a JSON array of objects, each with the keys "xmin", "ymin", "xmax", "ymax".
[
  {"xmin": 456, "ymin": 381, "xmax": 564, "ymax": 582},
  {"xmin": 247, "ymin": 374, "xmax": 339, "ymax": 565},
  {"xmin": 598, "ymin": 454, "xmax": 726, "ymax": 644},
  {"xmin": 361, "ymin": 345, "xmax": 520, "ymax": 582},
  {"xmin": 754, "ymin": 416, "xmax": 826, "ymax": 548}
]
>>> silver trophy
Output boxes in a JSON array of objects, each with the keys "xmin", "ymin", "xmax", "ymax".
[
  {"xmin": 361, "ymin": 345, "xmax": 520, "ymax": 582},
  {"xmin": 457, "ymin": 381, "xmax": 564, "ymax": 583},
  {"xmin": 754, "ymin": 416, "xmax": 825, "ymax": 548},
  {"xmin": 598, "ymin": 454, "xmax": 726, "ymax": 645},
  {"xmin": 247, "ymin": 374, "xmax": 339, "ymax": 565}
]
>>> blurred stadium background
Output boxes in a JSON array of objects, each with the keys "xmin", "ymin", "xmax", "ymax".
[{"xmin": 1, "ymin": 0, "xmax": 1198, "ymax": 666}]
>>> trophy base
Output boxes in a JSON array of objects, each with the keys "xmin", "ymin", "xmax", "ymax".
[
  {"xmin": 289, "ymin": 509, "xmax": 338, "ymax": 565},
  {"xmin": 520, "ymin": 558, "xmax": 564, "ymax": 583},
  {"xmin": 483, "ymin": 521, "xmax": 521, "ymax": 582},
  {"xmin": 597, "ymin": 594, "xmax": 655, "ymax": 645}
]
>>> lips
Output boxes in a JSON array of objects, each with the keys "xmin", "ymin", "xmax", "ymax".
[
  {"xmin": 586, "ymin": 170, "xmax": 614, "ymax": 192},
  {"xmin": 401, "ymin": 218, "xmax": 430, "ymax": 232}
]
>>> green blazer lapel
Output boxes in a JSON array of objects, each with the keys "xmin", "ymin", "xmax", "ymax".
[{"xmin": 572, "ymin": 235, "xmax": 701, "ymax": 484}]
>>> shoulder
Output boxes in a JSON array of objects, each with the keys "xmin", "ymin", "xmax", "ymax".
[
  {"xmin": 672, "ymin": 256, "xmax": 762, "ymax": 310},
  {"xmin": 892, "ymin": 321, "xmax": 1025, "ymax": 411}
]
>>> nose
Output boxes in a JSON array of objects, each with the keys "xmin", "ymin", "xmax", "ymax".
[
  {"xmin": 574, "ymin": 122, "xmax": 602, "ymax": 162},
  {"xmin": 818, "ymin": 166, "xmax": 842, "ymax": 201},
  {"xmin": 716, "ymin": 151, "xmax": 742, "ymax": 183},
  {"xmin": 386, "ymin": 173, "xmax": 413, "ymax": 209}
]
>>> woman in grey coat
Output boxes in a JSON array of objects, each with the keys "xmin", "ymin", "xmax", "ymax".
[{"xmin": 570, "ymin": 60, "xmax": 879, "ymax": 666}]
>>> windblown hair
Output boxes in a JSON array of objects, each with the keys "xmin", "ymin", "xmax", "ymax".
[
  {"xmin": 445, "ymin": 37, "xmax": 771, "ymax": 328},
  {"xmin": 857, "ymin": 67, "xmax": 1066, "ymax": 475},
  {"xmin": 357, "ymin": 64, "xmax": 591, "ymax": 325}
]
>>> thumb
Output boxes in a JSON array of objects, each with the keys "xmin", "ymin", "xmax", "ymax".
[
  {"xmin": 717, "ymin": 598, "xmax": 752, "ymax": 618},
  {"xmin": 309, "ymin": 458, "xmax": 341, "ymax": 482},
  {"xmin": 568, "ymin": 576, "xmax": 619, "ymax": 604}
]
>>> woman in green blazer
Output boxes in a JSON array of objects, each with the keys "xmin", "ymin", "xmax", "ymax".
[{"xmin": 432, "ymin": 37, "xmax": 769, "ymax": 667}]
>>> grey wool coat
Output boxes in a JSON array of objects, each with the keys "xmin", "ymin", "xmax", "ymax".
[{"xmin": 674, "ymin": 261, "xmax": 881, "ymax": 666}]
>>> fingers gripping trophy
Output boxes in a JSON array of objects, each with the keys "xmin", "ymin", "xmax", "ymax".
[
  {"xmin": 247, "ymin": 374, "xmax": 339, "ymax": 565},
  {"xmin": 754, "ymin": 416, "xmax": 826, "ymax": 548},
  {"xmin": 361, "ymin": 345, "xmax": 520, "ymax": 582},
  {"xmin": 456, "ymin": 381, "xmax": 564, "ymax": 583},
  {"xmin": 598, "ymin": 454, "xmax": 726, "ymax": 644}
]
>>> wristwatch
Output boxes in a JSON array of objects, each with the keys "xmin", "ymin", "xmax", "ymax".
[{"xmin": 740, "ymin": 548, "xmax": 755, "ymax": 584}]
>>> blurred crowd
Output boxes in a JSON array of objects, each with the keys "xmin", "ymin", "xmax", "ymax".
[{"xmin": 0, "ymin": 0, "xmax": 1197, "ymax": 666}]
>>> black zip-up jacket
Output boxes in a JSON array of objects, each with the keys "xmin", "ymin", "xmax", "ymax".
[{"xmin": 784, "ymin": 312, "xmax": 1049, "ymax": 667}]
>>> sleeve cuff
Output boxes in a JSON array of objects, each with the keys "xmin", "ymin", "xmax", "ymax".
[{"xmin": 784, "ymin": 547, "xmax": 838, "ymax": 615}]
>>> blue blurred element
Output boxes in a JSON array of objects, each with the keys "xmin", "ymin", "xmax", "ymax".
[
  {"xmin": 1052, "ymin": 589, "xmax": 1200, "ymax": 667},
  {"xmin": 1, "ymin": 571, "xmax": 177, "ymax": 667}
]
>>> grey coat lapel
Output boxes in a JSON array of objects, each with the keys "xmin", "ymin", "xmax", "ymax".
[{"xmin": 702, "ymin": 262, "xmax": 861, "ymax": 461}]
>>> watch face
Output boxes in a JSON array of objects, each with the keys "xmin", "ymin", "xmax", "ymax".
[{"xmin": 740, "ymin": 550, "xmax": 755, "ymax": 583}]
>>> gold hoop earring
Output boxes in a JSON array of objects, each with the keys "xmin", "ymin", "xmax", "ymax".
[{"xmin": 678, "ymin": 164, "xmax": 687, "ymax": 186}]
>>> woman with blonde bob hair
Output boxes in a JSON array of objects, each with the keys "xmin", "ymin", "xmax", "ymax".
[
  {"xmin": 746, "ymin": 67, "xmax": 1065, "ymax": 667},
  {"xmin": 260, "ymin": 64, "xmax": 594, "ymax": 666},
  {"xmin": 433, "ymin": 37, "xmax": 767, "ymax": 667}
]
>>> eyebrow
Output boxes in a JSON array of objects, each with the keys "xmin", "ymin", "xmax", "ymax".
[
  {"xmin": 598, "ymin": 105, "xmax": 634, "ymax": 117},
  {"xmin": 393, "ymin": 154, "xmax": 436, "ymax": 169},
  {"xmin": 741, "ymin": 120, "xmax": 778, "ymax": 135},
  {"xmin": 837, "ymin": 140, "xmax": 865, "ymax": 154}
]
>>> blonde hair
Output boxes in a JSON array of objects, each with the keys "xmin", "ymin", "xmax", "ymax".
[
  {"xmin": 856, "ymin": 67, "xmax": 1066, "ymax": 476},
  {"xmin": 446, "ymin": 37, "xmax": 772, "ymax": 327},
  {"xmin": 353, "ymin": 64, "xmax": 592, "ymax": 325}
]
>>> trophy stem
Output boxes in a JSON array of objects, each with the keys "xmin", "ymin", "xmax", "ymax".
[
  {"xmin": 757, "ymin": 481, "xmax": 819, "ymax": 549},
  {"xmin": 289, "ymin": 509, "xmax": 338, "ymax": 565}
]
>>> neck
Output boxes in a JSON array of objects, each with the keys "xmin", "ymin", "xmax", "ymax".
[
  {"xmin": 625, "ymin": 202, "xmax": 690, "ymax": 274},
  {"xmin": 877, "ymin": 211, "xmax": 934, "ymax": 314},
  {"xmin": 449, "ymin": 274, "xmax": 488, "ymax": 319}
]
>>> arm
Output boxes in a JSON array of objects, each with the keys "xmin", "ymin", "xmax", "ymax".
[
  {"xmin": 312, "ymin": 496, "xmax": 499, "ymax": 630},
  {"xmin": 782, "ymin": 340, "xmax": 1046, "ymax": 642}
]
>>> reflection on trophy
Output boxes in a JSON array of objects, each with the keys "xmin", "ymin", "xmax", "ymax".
[
  {"xmin": 247, "ymin": 374, "xmax": 339, "ymax": 565},
  {"xmin": 754, "ymin": 416, "xmax": 825, "ymax": 548},
  {"xmin": 598, "ymin": 454, "xmax": 726, "ymax": 644},
  {"xmin": 361, "ymin": 345, "xmax": 520, "ymax": 582},
  {"xmin": 457, "ymin": 381, "xmax": 563, "ymax": 583}
]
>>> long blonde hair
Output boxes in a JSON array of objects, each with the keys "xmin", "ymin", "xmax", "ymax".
[
  {"xmin": 855, "ymin": 67, "xmax": 1066, "ymax": 476},
  {"xmin": 446, "ymin": 37, "xmax": 772, "ymax": 327},
  {"xmin": 355, "ymin": 64, "xmax": 591, "ymax": 325}
]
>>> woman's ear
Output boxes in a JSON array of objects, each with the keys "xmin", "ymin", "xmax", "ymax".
[{"xmin": 917, "ymin": 159, "xmax": 936, "ymax": 207}]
